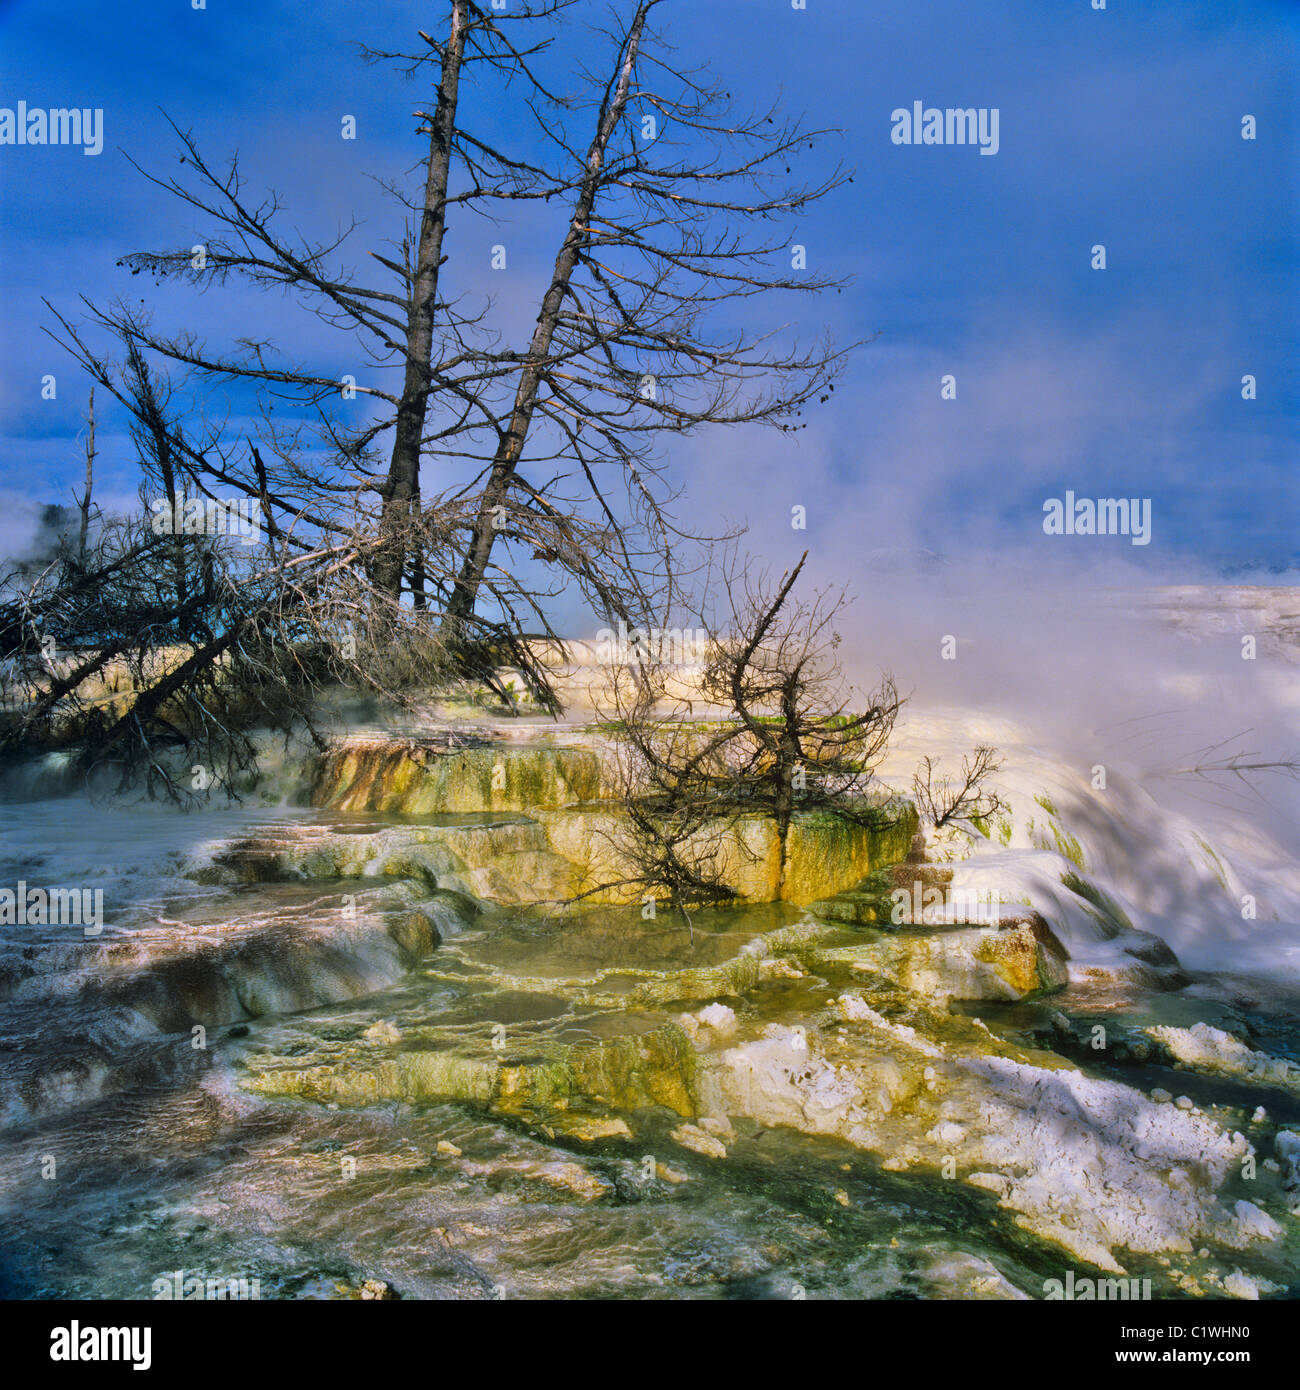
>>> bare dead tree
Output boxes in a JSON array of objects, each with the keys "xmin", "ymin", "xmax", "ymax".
[
  {"xmin": 40, "ymin": 7, "xmax": 674, "ymax": 692},
  {"xmin": 700, "ymin": 551, "xmax": 903, "ymax": 888},
  {"xmin": 27, "ymin": 3, "xmax": 860, "ymax": 785},
  {"xmin": 0, "ymin": 493, "xmax": 481, "ymax": 800},
  {"xmin": 369, "ymin": 0, "xmax": 470, "ymax": 599},
  {"xmin": 51, "ymin": 3, "xmax": 592, "ymax": 611},
  {"xmin": 75, "ymin": 388, "xmax": 95, "ymax": 567},
  {"xmin": 585, "ymin": 549, "xmax": 904, "ymax": 916},
  {"xmin": 912, "ymin": 746, "xmax": 1005, "ymax": 831},
  {"xmin": 0, "ymin": 342, "xmax": 542, "ymax": 794},
  {"xmin": 47, "ymin": 2, "xmax": 852, "ymax": 661},
  {"xmin": 578, "ymin": 657, "xmax": 747, "ymax": 928},
  {"xmin": 43, "ymin": 310, "xmax": 562, "ymax": 708},
  {"xmin": 446, "ymin": 1, "xmax": 857, "ymax": 633},
  {"xmin": 1146, "ymin": 728, "xmax": 1300, "ymax": 817}
]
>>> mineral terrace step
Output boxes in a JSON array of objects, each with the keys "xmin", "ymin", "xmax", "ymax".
[{"xmin": 888, "ymin": 862, "xmax": 955, "ymax": 890}]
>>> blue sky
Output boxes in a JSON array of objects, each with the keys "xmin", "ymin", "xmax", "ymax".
[{"xmin": 0, "ymin": 0, "xmax": 1296, "ymax": 586}]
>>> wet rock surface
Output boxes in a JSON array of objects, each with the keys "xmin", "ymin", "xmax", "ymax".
[{"xmin": 0, "ymin": 729, "xmax": 1295, "ymax": 1300}]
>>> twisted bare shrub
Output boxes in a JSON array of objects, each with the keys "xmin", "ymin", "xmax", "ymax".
[{"xmin": 589, "ymin": 551, "xmax": 906, "ymax": 917}]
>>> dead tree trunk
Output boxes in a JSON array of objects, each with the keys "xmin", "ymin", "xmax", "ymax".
[
  {"xmin": 373, "ymin": 0, "xmax": 467, "ymax": 597},
  {"xmin": 445, "ymin": 2, "xmax": 651, "ymax": 628},
  {"xmin": 77, "ymin": 388, "xmax": 95, "ymax": 565}
]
